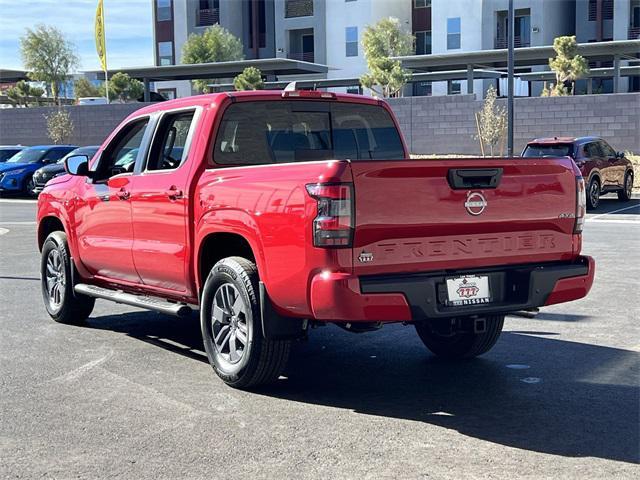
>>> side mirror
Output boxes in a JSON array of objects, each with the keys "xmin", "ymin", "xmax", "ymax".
[
  {"xmin": 616, "ymin": 151, "xmax": 625, "ymax": 159},
  {"xmin": 64, "ymin": 155, "xmax": 90, "ymax": 176},
  {"xmin": 43, "ymin": 157, "xmax": 56, "ymax": 164}
]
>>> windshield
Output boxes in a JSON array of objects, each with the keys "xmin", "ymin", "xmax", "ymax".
[
  {"xmin": 7, "ymin": 148, "xmax": 47, "ymax": 163},
  {"xmin": 522, "ymin": 144, "xmax": 573, "ymax": 158}
]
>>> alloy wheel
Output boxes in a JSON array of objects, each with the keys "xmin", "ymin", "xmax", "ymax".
[
  {"xmin": 210, "ymin": 283, "xmax": 248, "ymax": 365},
  {"xmin": 45, "ymin": 248, "xmax": 65, "ymax": 310}
]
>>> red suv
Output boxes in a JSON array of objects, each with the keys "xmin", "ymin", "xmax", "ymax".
[{"xmin": 523, "ymin": 137, "xmax": 634, "ymax": 209}]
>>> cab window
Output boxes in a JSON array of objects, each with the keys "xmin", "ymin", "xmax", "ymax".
[
  {"xmin": 146, "ymin": 110, "xmax": 195, "ymax": 171},
  {"xmin": 93, "ymin": 119, "xmax": 149, "ymax": 182},
  {"xmin": 212, "ymin": 100, "xmax": 405, "ymax": 166}
]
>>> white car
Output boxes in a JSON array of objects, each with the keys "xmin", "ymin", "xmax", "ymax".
[{"xmin": 77, "ymin": 97, "xmax": 108, "ymax": 105}]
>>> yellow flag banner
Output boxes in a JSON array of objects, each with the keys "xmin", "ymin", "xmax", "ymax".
[{"xmin": 95, "ymin": 0, "xmax": 107, "ymax": 71}]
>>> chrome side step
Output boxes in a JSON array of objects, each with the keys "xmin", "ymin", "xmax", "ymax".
[{"xmin": 74, "ymin": 283, "xmax": 193, "ymax": 317}]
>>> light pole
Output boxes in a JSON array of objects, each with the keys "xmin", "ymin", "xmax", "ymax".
[{"xmin": 507, "ymin": 0, "xmax": 515, "ymax": 156}]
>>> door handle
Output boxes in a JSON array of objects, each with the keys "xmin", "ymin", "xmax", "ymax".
[
  {"xmin": 165, "ymin": 186, "xmax": 183, "ymax": 200},
  {"xmin": 116, "ymin": 188, "xmax": 130, "ymax": 200}
]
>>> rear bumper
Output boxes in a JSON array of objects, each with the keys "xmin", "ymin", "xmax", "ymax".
[{"xmin": 309, "ymin": 256, "xmax": 595, "ymax": 322}]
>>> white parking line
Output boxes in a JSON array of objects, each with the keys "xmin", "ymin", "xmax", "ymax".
[
  {"xmin": 0, "ymin": 199, "xmax": 37, "ymax": 204},
  {"xmin": 0, "ymin": 228, "xmax": 8, "ymax": 236},
  {"xmin": 588, "ymin": 204, "xmax": 640, "ymax": 221},
  {"xmin": 586, "ymin": 219, "xmax": 640, "ymax": 225}
]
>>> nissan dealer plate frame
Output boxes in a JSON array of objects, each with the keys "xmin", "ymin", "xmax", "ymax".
[{"xmin": 445, "ymin": 275, "xmax": 491, "ymax": 306}]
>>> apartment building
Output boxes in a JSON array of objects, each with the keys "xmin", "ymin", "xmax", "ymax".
[
  {"xmin": 273, "ymin": 0, "xmax": 411, "ymax": 89},
  {"xmin": 575, "ymin": 0, "xmax": 640, "ymax": 92},
  {"xmin": 152, "ymin": 0, "xmax": 275, "ymax": 97},
  {"xmin": 152, "ymin": 0, "xmax": 639, "ymax": 98}
]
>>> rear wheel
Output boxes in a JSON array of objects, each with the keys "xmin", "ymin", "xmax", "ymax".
[
  {"xmin": 586, "ymin": 177, "xmax": 600, "ymax": 210},
  {"xmin": 200, "ymin": 257, "xmax": 291, "ymax": 389},
  {"xmin": 618, "ymin": 171, "xmax": 633, "ymax": 201},
  {"xmin": 41, "ymin": 231, "xmax": 95, "ymax": 324},
  {"xmin": 415, "ymin": 315, "xmax": 504, "ymax": 359}
]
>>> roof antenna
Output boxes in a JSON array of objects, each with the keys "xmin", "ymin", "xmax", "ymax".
[{"xmin": 284, "ymin": 81, "xmax": 297, "ymax": 92}]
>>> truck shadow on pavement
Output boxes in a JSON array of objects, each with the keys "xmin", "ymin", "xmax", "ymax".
[
  {"xmin": 87, "ymin": 312, "xmax": 639, "ymax": 464},
  {"xmin": 588, "ymin": 197, "xmax": 639, "ymax": 215}
]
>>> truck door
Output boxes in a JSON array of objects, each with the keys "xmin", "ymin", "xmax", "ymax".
[
  {"xmin": 128, "ymin": 109, "xmax": 197, "ymax": 294},
  {"xmin": 74, "ymin": 117, "xmax": 150, "ymax": 283}
]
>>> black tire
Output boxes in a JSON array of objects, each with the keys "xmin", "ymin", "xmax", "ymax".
[
  {"xmin": 41, "ymin": 231, "xmax": 95, "ymax": 324},
  {"xmin": 24, "ymin": 175, "xmax": 36, "ymax": 197},
  {"xmin": 200, "ymin": 256, "xmax": 291, "ymax": 389},
  {"xmin": 415, "ymin": 315, "xmax": 504, "ymax": 359},
  {"xmin": 586, "ymin": 177, "xmax": 601, "ymax": 210},
  {"xmin": 618, "ymin": 171, "xmax": 633, "ymax": 201}
]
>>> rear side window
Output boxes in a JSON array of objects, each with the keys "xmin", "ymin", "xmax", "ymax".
[
  {"xmin": 522, "ymin": 144, "xmax": 573, "ymax": 158},
  {"xmin": 213, "ymin": 100, "xmax": 405, "ymax": 166},
  {"xmin": 146, "ymin": 110, "xmax": 195, "ymax": 171},
  {"xmin": 584, "ymin": 142, "xmax": 603, "ymax": 158}
]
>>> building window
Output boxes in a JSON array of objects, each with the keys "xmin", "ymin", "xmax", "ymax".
[
  {"xmin": 414, "ymin": 0, "xmax": 431, "ymax": 7},
  {"xmin": 495, "ymin": 9, "xmax": 530, "ymax": 48},
  {"xmin": 157, "ymin": 88, "xmax": 177, "ymax": 100},
  {"xmin": 447, "ymin": 17, "xmax": 461, "ymax": 50},
  {"xmin": 285, "ymin": 0, "xmax": 313, "ymax": 18},
  {"xmin": 197, "ymin": 0, "xmax": 219, "ymax": 26},
  {"xmin": 158, "ymin": 41, "xmax": 174, "ymax": 65},
  {"xmin": 448, "ymin": 80, "xmax": 461, "ymax": 95},
  {"xmin": 415, "ymin": 31, "xmax": 431, "ymax": 55},
  {"xmin": 413, "ymin": 81, "xmax": 432, "ymax": 96},
  {"xmin": 156, "ymin": 0, "xmax": 172, "ymax": 22},
  {"xmin": 589, "ymin": 0, "xmax": 614, "ymax": 21},
  {"xmin": 346, "ymin": 86, "xmax": 361, "ymax": 94},
  {"xmin": 346, "ymin": 27, "xmax": 358, "ymax": 57}
]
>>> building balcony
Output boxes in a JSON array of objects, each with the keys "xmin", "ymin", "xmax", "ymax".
[
  {"xmin": 288, "ymin": 52, "xmax": 315, "ymax": 62},
  {"xmin": 285, "ymin": 0, "xmax": 313, "ymax": 18},
  {"xmin": 629, "ymin": 27, "xmax": 640, "ymax": 40},
  {"xmin": 197, "ymin": 8, "xmax": 219, "ymax": 27},
  {"xmin": 495, "ymin": 36, "xmax": 530, "ymax": 49}
]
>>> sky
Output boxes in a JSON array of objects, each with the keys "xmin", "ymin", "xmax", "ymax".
[{"xmin": 0, "ymin": 0, "xmax": 154, "ymax": 71}]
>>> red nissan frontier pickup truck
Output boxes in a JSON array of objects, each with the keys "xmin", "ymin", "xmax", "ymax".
[{"xmin": 37, "ymin": 91, "xmax": 595, "ymax": 388}]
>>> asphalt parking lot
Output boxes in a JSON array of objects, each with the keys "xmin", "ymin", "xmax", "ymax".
[{"xmin": 1, "ymin": 196, "xmax": 638, "ymax": 479}]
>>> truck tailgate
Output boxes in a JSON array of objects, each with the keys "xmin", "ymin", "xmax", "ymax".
[{"xmin": 350, "ymin": 158, "xmax": 579, "ymax": 276}]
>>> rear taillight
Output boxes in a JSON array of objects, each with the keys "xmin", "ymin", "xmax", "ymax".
[
  {"xmin": 575, "ymin": 176, "xmax": 586, "ymax": 233},
  {"xmin": 306, "ymin": 183, "xmax": 354, "ymax": 248}
]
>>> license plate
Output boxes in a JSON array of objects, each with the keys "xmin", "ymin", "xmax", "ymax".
[{"xmin": 445, "ymin": 275, "xmax": 491, "ymax": 306}]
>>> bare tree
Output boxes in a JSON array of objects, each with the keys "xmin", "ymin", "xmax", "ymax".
[{"xmin": 475, "ymin": 85, "xmax": 507, "ymax": 156}]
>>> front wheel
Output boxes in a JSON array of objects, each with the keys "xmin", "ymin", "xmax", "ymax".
[
  {"xmin": 41, "ymin": 231, "xmax": 95, "ymax": 324},
  {"xmin": 618, "ymin": 171, "xmax": 633, "ymax": 201},
  {"xmin": 200, "ymin": 257, "xmax": 291, "ymax": 389},
  {"xmin": 586, "ymin": 177, "xmax": 601, "ymax": 210},
  {"xmin": 415, "ymin": 315, "xmax": 504, "ymax": 359},
  {"xmin": 24, "ymin": 175, "xmax": 36, "ymax": 197}
]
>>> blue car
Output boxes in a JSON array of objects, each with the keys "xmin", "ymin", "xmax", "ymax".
[{"xmin": 0, "ymin": 145, "xmax": 77, "ymax": 196}]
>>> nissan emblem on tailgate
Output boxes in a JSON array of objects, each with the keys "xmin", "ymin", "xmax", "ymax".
[{"xmin": 465, "ymin": 192, "xmax": 487, "ymax": 216}]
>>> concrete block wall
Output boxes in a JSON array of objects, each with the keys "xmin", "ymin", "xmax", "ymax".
[
  {"xmin": 388, "ymin": 93, "xmax": 640, "ymax": 155},
  {"xmin": 0, "ymin": 94, "xmax": 638, "ymax": 155},
  {"xmin": 0, "ymin": 103, "xmax": 150, "ymax": 147}
]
